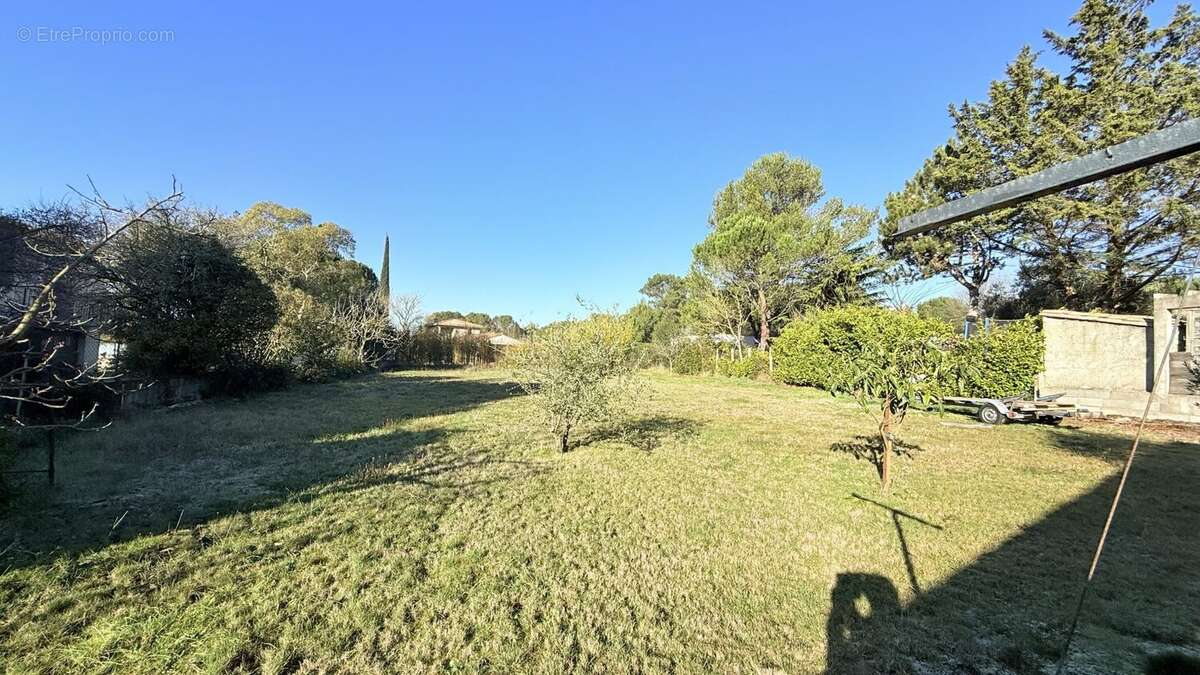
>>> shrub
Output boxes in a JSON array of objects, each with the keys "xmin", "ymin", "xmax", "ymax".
[
  {"xmin": 103, "ymin": 226, "xmax": 279, "ymax": 378},
  {"xmin": 716, "ymin": 350, "xmax": 770, "ymax": 379},
  {"xmin": 774, "ymin": 306, "xmax": 954, "ymax": 390},
  {"xmin": 949, "ymin": 318, "xmax": 1044, "ymax": 398},
  {"xmin": 508, "ymin": 314, "xmax": 638, "ymax": 452},
  {"xmin": 670, "ymin": 341, "xmax": 715, "ymax": 375},
  {"xmin": 205, "ymin": 354, "xmax": 292, "ymax": 397}
]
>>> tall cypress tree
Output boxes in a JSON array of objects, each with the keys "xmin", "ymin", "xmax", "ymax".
[{"xmin": 379, "ymin": 235, "xmax": 390, "ymax": 304}]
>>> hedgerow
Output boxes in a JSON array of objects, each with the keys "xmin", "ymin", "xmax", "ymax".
[
  {"xmin": 773, "ymin": 307, "xmax": 1044, "ymax": 399},
  {"xmin": 716, "ymin": 350, "xmax": 770, "ymax": 379},
  {"xmin": 773, "ymin": 306, "xmax": 954, "ymax": 390},
  {"xmin": 949, "ymin": 318, "xmax": 1044, "ymax": 398}
]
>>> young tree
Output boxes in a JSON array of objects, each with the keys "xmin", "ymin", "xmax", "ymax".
[
  {"xmin": 682, "ymin": 269, "xmax": 751, "ymax": 356},
  {"xmin": 695, "ymin": 153, "xmax": 876, "ymax": 347},
  {"xmin": 389, "ymin": 293, "xmax": 425, "ymax": 335},
  {"xmin": 825, "ymin": 315, "xmax": 951, "ymax": 492},
  {"xmin": 332, "ymin": 293, "xmax": 394, "ymax": 370},
  {"xmin": 508, "ymin": 313, "xmax": 638, "ymax": 453}
]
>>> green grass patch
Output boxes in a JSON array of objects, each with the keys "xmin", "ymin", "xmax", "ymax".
[{"xmin": 2, "ymin": 370, "xmax": 1197, "ymax": 673}]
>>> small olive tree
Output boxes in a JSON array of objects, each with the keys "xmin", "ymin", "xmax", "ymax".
[
  {"xmin": 508, "ymin": 314, "xmax": 637, "ymax": 452},
  {"xmin": 826, "ymin": 318, "xmax": 950, "ymax": 492}
]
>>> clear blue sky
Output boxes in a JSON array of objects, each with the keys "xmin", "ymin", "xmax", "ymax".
[{"xmin": 0, "ymin": 1, "xmax": 1176, "ymax": 325}]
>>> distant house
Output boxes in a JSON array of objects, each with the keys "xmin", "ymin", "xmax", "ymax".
[
  {"xmin": 426, "ymin": 318, "xmax": 487, "ymax": 338},
  {"xmin": 488, "ymin": 334, "xmax": 522, "ymax": 348},
  {"xmin": 680, "ymin": 333, "xmax": 759, "ymax": 348},
  {"xmin": 711, "ymin": 334, "xmax": 759, "ymax": 348}
]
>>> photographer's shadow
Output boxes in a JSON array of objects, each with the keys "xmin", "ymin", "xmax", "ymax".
[{"xmin": 825, "ymin": 572, "xmax": 901, "ymax": 674}]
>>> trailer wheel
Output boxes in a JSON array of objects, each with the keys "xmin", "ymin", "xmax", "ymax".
[{"xmin": 978, "ymin": 404, "xmax": 1006, "ymax": 425}]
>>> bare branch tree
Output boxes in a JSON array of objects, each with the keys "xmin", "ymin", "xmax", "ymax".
[
  {"xmin": 332, "ymin": 294, "xmax": 395, "ymax": 370},
  {"xmin": 389, "ymin": 294, "xmax": 424, "ymax": 335},
  {"xmin": 1, "ymin": 181, "xmax": 184, "ymax": 430}
]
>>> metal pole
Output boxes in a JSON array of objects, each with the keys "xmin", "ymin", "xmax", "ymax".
[
  {"xmin": 1055, "ymin": 257, "xmax": 1197, "ymax": 674},
  {"xmin": 893, "ymin": 118, "xmax": 1200, "ymax": 238},
  {"xmin": 46, "ymin": 429, "xmax": 55, "ymax": 486}
]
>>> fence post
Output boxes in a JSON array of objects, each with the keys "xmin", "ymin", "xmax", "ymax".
[
  {"xmin": 46, "ymin": 429, "xmax": 55, "ymax": 486},
  {"xmin": 768, "ymin": 346, "xmax": 774, "ymax": 375}
]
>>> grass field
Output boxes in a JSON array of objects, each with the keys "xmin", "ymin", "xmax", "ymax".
[{"xmin": 2, "ymin": 369, "xmax": 1198, "ymax": 674}]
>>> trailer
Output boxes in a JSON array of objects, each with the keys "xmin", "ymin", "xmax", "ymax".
[{"xmin": 943, "ymin": 394, "xmax": 1081, "ymax": 425}]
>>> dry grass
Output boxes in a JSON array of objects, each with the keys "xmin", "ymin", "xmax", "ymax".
[{"xmin": 1, "ymin": 369, "xmax": 1197, "ymax": 674}]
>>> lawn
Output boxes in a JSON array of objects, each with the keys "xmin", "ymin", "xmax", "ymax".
[{"xmin": 1, "ymin": 369, "xmax": 1197, "ymax": 674}]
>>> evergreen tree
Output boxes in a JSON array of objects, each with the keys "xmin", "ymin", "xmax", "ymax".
[
  {"xmin": 885, "ymin": 0, "xmax": 1200, "ymax": 314},
  {"xmin": 379, "ymin": 235, "xmax": 390, "ymax": 305}
]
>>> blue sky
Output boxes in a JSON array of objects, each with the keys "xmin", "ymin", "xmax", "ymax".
[{"xmin": 0, "ymin": 1, "xmax": 1176, "ymax": 325}]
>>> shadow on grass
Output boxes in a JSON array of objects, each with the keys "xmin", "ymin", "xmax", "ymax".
[
  {"xmin": 830, "ymin": 434, "xmax": 923, "ymax": 481},
  {"xmin": 574, "ymin": 416, "xmax": 701, "ymax": 453},
  {"xmin": 0, "ymin": 373, "xmax": 530, "ymax": 570},
  {"xmin": 824, "ymin": 428, "xmax": 1200, "ymax": 673}
]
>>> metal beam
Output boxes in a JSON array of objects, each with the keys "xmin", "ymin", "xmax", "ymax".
[{"xmin": 892, "ymin": 117, "xmax": 1200, "ymax": 239}]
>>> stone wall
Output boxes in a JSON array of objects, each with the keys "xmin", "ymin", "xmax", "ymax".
[
  {"xmin": 1039, "ymin": 310, "xmax": 1152, "ymax": 393},
  {"xmin": 1039, "ymin": 303, "xmax": 1200, "ymax": 423}
]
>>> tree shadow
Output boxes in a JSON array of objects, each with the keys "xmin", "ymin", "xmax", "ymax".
[
  {"xmin": 824, "ymin": 428, "xmax": 1200, "ymax": 673},
  {"xmin": 0, "ymin": 372, "xmax": 531, "ymax": 570},
  {"xmin": 573, "ymin": 416, "xmax": 701, "ymax": 453},
  {"xmin": 831, "ymin": 434, "xmax": 924, "ymax": 480}
]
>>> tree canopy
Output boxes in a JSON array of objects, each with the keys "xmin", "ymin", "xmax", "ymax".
[
  {"xmin": 884, "ymin": 0, "xmax": 1200, "ymax": 314},
  {"xmin": 694, "ymin": 153, "xmax": 877, "ymax": 346}
]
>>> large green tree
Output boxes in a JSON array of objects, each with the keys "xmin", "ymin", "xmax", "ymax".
[
  {"xmin": 886, "ymin": 0, "xmax": 1200, "ymax": 314},
  {"xmin": 215, "ymin": 202, "xmax": 379, "ymax": 380},
  {"xmin": 916, "ymin": 296, "xmax": 970, "ymax": 326},
  {"xmin": 626, "ymin": 273, "xmax": 689, "ymax": 345},
  {"xmin": 694, "ymin": 153, "xmax": 876, "ymax": 347},
  {"xmin": 99, "ymin": 217, "xmax": 277, "ymax": 377}
]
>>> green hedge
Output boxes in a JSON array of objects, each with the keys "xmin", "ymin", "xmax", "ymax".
[
  {"xmin": 773, "ymin": 306, "xmax": 954, "ymax": 390},
  {"xmin": 773, "ymin": 306, "xmax": 1044, "ymax": 399},
  {"xmin": 670, "ymin": 341, "xmax": 714, "ymax": 375},
  {"xmin": 716, "ymin": 350, "xmax": 770, "ymax": 379},
  {"xmin": 950, "ymin": 318, "xmax": 1044, "ymax": 398}
]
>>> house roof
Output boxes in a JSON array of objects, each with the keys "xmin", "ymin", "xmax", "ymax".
[
  {"xmin": 488, "ymin": 334, "xmax": 522, "ymax": 347},
  {"xmin": 428, "ymin": 318, "xmax": 487, "ymax": 330}
]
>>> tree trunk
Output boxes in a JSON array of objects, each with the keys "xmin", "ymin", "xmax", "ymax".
[
  {"xmin": 560, "ymin": 423, "xmax": 571, "ymax": 453},
  {"xmin": 756, "ymin": 287, "xmax": 770, "ymax": 350},
  {"xmin": 879, "ymin": 397, "xmax": 893, "ymax": 493}
]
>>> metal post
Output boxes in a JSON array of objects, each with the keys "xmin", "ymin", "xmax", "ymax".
[{"xmin": 46, "ymin": 429, "xmax": 55, "ymax": 486}]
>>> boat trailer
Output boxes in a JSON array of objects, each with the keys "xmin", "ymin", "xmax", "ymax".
[{"xmin": 943, "ymin": 394, "xmax": 1082, "ymax": 425}]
